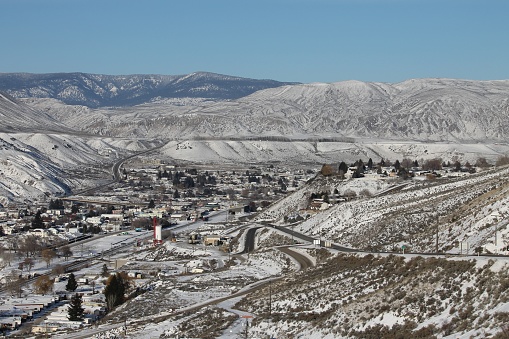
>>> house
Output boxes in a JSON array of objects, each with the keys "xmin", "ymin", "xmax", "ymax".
[
  {"xmin": 309, "ymin": 199, "xmax": 330, "ymax": 211},
  {"xmin": 0, "ymin": 316, "xmax": 22, "ymax": 330},
  {"xmin": 31, "ymin": 322, "xmax": 61, "ymax": 334},
  {"xmin": 203, "ymin": 235, "xmax": 231, "ymax": 246},
  {"xmin": 28, "ymin": 228, "xmax": 49, "ymax": 238},
  {"xmin": 205, "ymin": 202, "xmax": 220, "ymax": 211},
  {"xmin": 170, "ymin": 213, "xmax": 187, "ymax": 222}
]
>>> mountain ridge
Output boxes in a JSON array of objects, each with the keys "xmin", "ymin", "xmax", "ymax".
[
  {"xmin": 0, "ymin": 72, "xmax": 298, "ymax": 108},
  {"xmin": 28, "ymin": 77, "xmax": 506, "ymax": 143},
  {"xmin": 2, "ymin": 74, "xmax": 508, "ymax": 142}
]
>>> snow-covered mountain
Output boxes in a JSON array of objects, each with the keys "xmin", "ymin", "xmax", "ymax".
[
  {"xmin": 0, "ymin": 93, "xmax": 168, "ymax": 206},
  {"xmin": 22, "ymin": 78, "xmax": 509, "ymax": 143},
  {"xmin": 0, "ymin": 72, "xmax": 297, "ymax": 107},
  {"xmin": 0, "ymin": 92, "xmax": 76, "ymax": 134}
]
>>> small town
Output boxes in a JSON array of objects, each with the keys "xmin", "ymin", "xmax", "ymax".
[
  {"xmin": 0, "ymin": 153, "xmax": 493, "ymax": 337},
  {"xmin": 0, "ymin": 159, "xmax": 315, "ymax": 336}
]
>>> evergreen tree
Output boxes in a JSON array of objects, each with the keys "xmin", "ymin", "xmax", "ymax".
[
  {"xmin": 183, "ymin": 176, "xmax": 195, "ymax": 188},
  {"xmin": 367, "ymin": 158, "xmax": 373, "ymax": 169},
  {"xmin": 66, "ymin": 273, "xmax": 78, "ymax": 292},
  {"xmin": 101, "ymin": 264, "xmax": 109, "ymax": 278},
  {"xmin": 148, "ymin": 199, "xmax": 155, "ymax": 209},
  {"xmin": 104, "ymin": 273, "xmax": 128, "ymax": 310},
  {"xmin": 394, "ymin": 159, "xmax": 401, "ymax": 171},
  {"xmin": 68, "ymin": 293, "xmax": 84, "ymax": 321},
  {"xmin": 48, "ymin": 199, "xmax": 64, "ymax": 210},
  {"xmin": 31, "ymin": 211, "xmax": 44, "ymax": 229},
  {"xmin": 454, "ymin": 161, "xmax": 462, "ymax": 171},
  {"xmin": 356, "ymin": 159, "xmax": 365, "ymax": 173},
  {"xmin": 338, "ymin": 161, "xmax": 348, "ymax": 174}
]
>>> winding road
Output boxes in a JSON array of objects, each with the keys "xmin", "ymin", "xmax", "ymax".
[{"xmin": 54, "ymin": 223, "xmax": 315, "ymax": 339}]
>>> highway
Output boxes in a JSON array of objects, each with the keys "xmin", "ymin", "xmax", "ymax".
[
  {"xmin": 53, "ymin": 221, "xmax": 317, "ymax": 338},
  {"xmin": 63, "ymin": 142, "xmax": 168, "ymax": 198}
]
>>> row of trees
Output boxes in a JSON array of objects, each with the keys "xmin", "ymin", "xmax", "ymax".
[
  {"xmin": 321, "ymin": 155, "xmax": 509, "ymax": 178},
  {"xmin": 1, "ymin": 236, "xmax": 73, "ymax": 262}
]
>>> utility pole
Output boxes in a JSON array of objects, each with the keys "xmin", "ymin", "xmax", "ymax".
[
  {"xmin": 269, "ymin": 280, "xmax": 272, "ymax": 317},
  {"xmin": 241, "ymin": 316, "xmax": 252, "ymax": 339},
  {"xmin": 291, "ymin": 224, "xmax": 294, "ymax": 244},
  {"xmin": 435, "ymin": 216, "xmax": 439, "ymax": 254},
  {"xmin": 495, "ymin": 223, "xmax": 498, "ymax": 253}
]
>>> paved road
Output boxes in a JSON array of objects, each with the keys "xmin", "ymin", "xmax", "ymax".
[
  {"xmin": 54, "ymin": 224, "xmax": 314, "ymax": 339},
  {"xmin": 278, "ymin": 246, "xmax": 314, "ymax": 270},
  {"xmin": 269, "ymin": 223, "xmax": 356, "ymax": 252},
  {"xmin": 239, "ymin": 226, "xmax": 261, "ymax": 254},
  {"xmin": 112, "ymin": 143, "xmax": 167, "ymax": 180}
]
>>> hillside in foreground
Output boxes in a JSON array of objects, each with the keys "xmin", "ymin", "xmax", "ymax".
[
  {"xmin": 89, "ymin": 166, "xmax": 509, "ymax": 339},
  {"xmin": 255, "ymin": 164, "xmax": 509, "ymax": 255},
  {"xmin": 236, "ymin": 251, "xmax": 509, "ymax": 339}
]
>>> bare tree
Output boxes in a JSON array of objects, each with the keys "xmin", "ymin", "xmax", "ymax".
[
  {"xmin": 422, "ymin": 158, "xmax": 443, "ymax": 171},
  {"xmin": 52, "ymin": 264, "xmax": 66, "ymax": 276},
  {"xmin": 60, "ymin": 245, "xmax": 73, "ymax": 261},
  {"xmin": 1, "ymin": 250, "xmax": 14, "ymax": 267},
  {"xmin": 19, "ymin": 235, "xmax": 41, "ymax": 258},
  {"xmin": 359, "ymin": 189, "xmax": 372, "ymax": 197},
  {"xmin": 41, "ymin": 248, "xmax": 57, "ymax": 268},
  {"xmin": 320, "ymin": 164, "xmax": 334, "ymax": 176},
  {"xmin": 475, "ymin": 157, "xmax": 490, "ymax": 168},
  {"xmin": 496, "ymin": 155, "xmax": 509, "ymax": 166},
  {"xmin": 23, "ymin": 257, "xmax": 35, "ymax": 274},
  {"xmin": 6, "ymin": 237, "xmax": 19, "ymax": 254},
  {"xmin": 343, "ymin": 189, "xmax": 357, "ymax": 198},
  {"xmin": 401, "ymin": 158, "xmax": 414, "ymax": 171},
  {"xmin": 5, "ymin": 271, "xmax": 24, "ymax": 297},
  {"xmin": 33, "ymin": 275, "xmax": 54, "ymax": 295}
]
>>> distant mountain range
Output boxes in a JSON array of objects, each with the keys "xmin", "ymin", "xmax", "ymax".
[
  {"xmin": 1, "ymin": 73, "xmax": 509, "ymax": 142},
  {"xmin": 0, "ymin": 72, "xmax": 298, "ymax": 107},
  {"xmin": 12, "ymin": 76, "xmax": 508, "ymax": 143}
]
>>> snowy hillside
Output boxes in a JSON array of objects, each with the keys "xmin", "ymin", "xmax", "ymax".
[
  {"xmin": 3, "ymin": 76, "xmax": 509, "ymax": 206},
  {"xmin": 255, "ymin": 165, "xmax": 509, "ymax": 255},
  {"xmin": 237, "ymin": 252, "xmax": 509, "ymax": 338},
  {"xmin": 0, "ymin": 131, "xmax": 163, "ymax": 206},
  {"xmin": 0, "ymin": 93, "xmax": 74, "ymax": 134}
]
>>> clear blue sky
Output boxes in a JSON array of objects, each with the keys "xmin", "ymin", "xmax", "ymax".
[{"xmin": 1, "ymin": 0, "xmax": 508, "ymax": 84}]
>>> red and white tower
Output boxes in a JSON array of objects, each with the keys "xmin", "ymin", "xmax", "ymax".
[{"xmin": 153, "ymin": 216, "xmax": 162, "ymax": 245}]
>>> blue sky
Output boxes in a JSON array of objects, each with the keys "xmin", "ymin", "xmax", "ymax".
[{"xmin": 1, "ymin": 0, "xmax": 508, "ymax": 83}]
